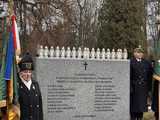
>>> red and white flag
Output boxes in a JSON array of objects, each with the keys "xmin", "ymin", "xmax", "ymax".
[{"xmin": 11, "ymin": 15, "xmax": 21, "ymax": 56}]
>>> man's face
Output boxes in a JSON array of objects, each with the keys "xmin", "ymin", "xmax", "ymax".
[
  {"xmin": 19, "ymin": 70, "xmax": 32, "ymax": 81},
  {"xmin": 134, "ymin": 51, "xmax": 144, "ymax": 59}
]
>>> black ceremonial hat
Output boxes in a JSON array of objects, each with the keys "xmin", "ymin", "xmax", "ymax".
[{"xmin": 18, "ymin": 53, "xmax": 34, "ymax": 71}]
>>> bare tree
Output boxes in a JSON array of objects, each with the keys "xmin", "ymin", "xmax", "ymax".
[
  {"xmin": 70, "ymin": 0, "xmax": 100, "ymax": 48},
  {"xmin": 13, "ymin": 0, "xmax": 100, "ymax": 55}
]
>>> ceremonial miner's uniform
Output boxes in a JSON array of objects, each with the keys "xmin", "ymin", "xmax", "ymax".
[
  {"xmin": 18, "ymin": 53, "xmax": 43, "ymax": 120},
  {"xmin": 130, "ymin": 48, "xmax": 153, "ymax": 120}
]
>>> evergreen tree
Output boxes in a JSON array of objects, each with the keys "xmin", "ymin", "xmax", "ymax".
[{"xmin": 98, "ymin": 0, "xmax": 146, "ymax": 57}]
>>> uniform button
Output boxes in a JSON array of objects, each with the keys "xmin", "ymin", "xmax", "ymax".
[
  {"xmin": 35, "ymin": 94, "xmax": 38, "ymax": 96},
  {"xmin": 30, "ymin": 116, "xmax": 32, "ymax": 119},
  {"xmin": 32, "ymin": 86, "xmax": 35, "ymax": 90},
  {"xmin": 37, "ymin": 105, "xmax": 39, "ymax": 108},
  {"xmin": 30, "ymin": 105, "xmax": 32, "ymax": 108}
]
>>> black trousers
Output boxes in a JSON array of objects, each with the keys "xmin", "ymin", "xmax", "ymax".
[
  {"xmin": 130, "ymin": 112, "xmax": 143, "ymax": 120},
  {"xmin": 155, "ymin": 112, "xmax": 159, "ymax": 120}
]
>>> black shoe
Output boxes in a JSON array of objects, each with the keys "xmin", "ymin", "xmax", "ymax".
[
  {"xmin": 130, "ymin": 117, "xmax": 136, "ymax": 120},
  {"xmin": 137, "ymin": 118, "xmax": 142, "ymax": 120}
]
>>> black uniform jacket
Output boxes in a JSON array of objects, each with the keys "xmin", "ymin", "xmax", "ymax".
[
  {"xmin": 130, "ymin": 58, "xmax": 153, "ymax": 112},
  {"xmin": 18, "ymin": 79, "xmax": 43, "ymax": 120}
]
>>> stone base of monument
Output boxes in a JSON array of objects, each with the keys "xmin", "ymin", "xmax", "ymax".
[{"xmin": 35, "ymin": 58, "xmax": 130, "ymax": 120}]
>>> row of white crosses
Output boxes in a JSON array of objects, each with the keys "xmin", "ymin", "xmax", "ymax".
[{"xmin": 37, "ymin": 46, "xmax": 128, "ymax": 60}]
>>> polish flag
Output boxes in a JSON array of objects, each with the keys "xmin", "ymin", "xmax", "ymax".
[{"xmin": 11, "ymin": 15, "xmax": 21, "ymax": 56}]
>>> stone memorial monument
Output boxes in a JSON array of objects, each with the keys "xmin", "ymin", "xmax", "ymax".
[{"xmin": 35, "ymin": 46, "xmax": 130, "ymax": 120}]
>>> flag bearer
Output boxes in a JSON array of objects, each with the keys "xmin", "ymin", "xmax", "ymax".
[{"xmin": 18, "ymin": 53, "xmax": 43, "ymax": 120}]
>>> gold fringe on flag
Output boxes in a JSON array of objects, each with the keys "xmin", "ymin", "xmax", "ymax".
[{"xmin": 153, "ymin": 74, "xmax": 160, "ymax": 81}]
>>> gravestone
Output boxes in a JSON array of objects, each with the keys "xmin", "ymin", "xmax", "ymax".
[{"xmin": 35, "ymin": 58, "xmax": 130, "ymax": 120}]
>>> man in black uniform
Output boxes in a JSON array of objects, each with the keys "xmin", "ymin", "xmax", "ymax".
[
  {"xmin": 18, "ymin": 53, "xmax": 43, "ymax": 120},
  {"xmin": 130, "ymin": 47, "xmax": 153, "ymax": 120}
]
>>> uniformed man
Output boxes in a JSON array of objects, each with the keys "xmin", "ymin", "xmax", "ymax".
[
  {"xmin": 18, "ymin": 53, "xmax": 43, "ymax": 120},
  {"xmin": 130, "ymin": 47, "xmax": 153, "ymax": 120}
]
